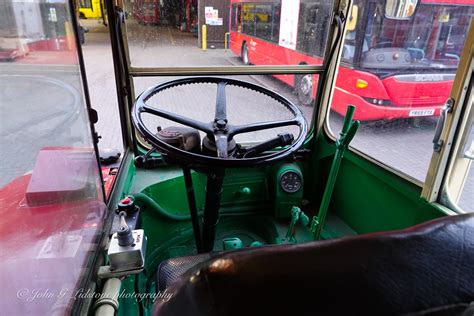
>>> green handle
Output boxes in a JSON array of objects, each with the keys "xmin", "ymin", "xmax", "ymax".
[
  {"xmin": 341, "ymin": 105, "xmax": 356, "ymax": 135},
  {"xmin": 343, "ymin": 120, "xmax": 360, "ymax": 146},
  {"xmin": 312, "ymin": 105, "xmax": 358, "ymax": 240}
]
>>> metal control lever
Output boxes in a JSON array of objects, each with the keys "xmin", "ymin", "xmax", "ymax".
[
  {"xmin": 106, "ymin": 213, "xmax": 147, "ymax": 276},
  {"xmin": 312, "ymin": 105, "xmax": 360, "ymax": 240},
  {"xmin": 242, "ymin": 133, "xmax": 294, "ymax": 158},
  {"xmin": 117, "ymin": 211, "xmax": 134, "ymax": 247},
  {"xmin": 134, "ymin": 147, "xmax": 166, "ymax": 168}
]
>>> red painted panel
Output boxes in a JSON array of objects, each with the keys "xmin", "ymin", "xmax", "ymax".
[
  {"xmin": 382, "ymin": 77, "xmax": 452, "ymax": 107},
  {"xmin": 0, "ymin": 148, "xmax": 106, "ymax": 314}
]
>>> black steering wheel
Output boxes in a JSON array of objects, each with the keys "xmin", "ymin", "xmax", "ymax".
[{"xmin": 132, "ymin": 77, "xmax": 308, "ymax": 168}]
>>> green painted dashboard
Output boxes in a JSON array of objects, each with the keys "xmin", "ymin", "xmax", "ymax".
[{"xmin": 107, "ymin": 132, "xmax": 448, "ymax": 315}]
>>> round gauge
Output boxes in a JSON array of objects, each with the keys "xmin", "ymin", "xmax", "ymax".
[{"xmin": 280, "ymin": 171, "xmax": 303, "ymax": 193}]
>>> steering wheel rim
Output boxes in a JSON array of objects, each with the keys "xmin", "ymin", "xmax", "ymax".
[{"xmin": 132, "ymin": 77, "xmax": 308, "ymax": 168}]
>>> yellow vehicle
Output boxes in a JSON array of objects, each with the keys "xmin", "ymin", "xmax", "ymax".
[
  {"xmin": 79, "ymin": 0, "xmax": 105, "ymax": 19},
  {"xmin": 242, "ymin": 3, "xmax": 270, "ymax": 23}
]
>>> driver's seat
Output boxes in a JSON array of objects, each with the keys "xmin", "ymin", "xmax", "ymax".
[{"xmin": 153, "ymin": 214, "xmax": 474, "ymax": 316}]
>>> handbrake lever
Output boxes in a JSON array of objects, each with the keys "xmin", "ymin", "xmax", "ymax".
[{"xmin": 242, "ymin": 133, "xmax": 294, "ymax": 158}]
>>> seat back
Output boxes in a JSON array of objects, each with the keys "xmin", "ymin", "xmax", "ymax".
[{"xmin": 153, "ymin": 214, "xmax": 474, "ymax": 316}]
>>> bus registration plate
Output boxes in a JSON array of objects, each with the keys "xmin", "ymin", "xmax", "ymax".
[{"xmin": 409, "ymin": 109, "xmax": 435, "ymax": 117}]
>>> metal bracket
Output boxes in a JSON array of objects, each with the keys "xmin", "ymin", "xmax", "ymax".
[
  {"xmin": 97, "ymin": 265, "xmax": 144, "ymax": 279},
  {"xmin": 433, "ymin": 98, "xmax": 455, "ymax": 152}
]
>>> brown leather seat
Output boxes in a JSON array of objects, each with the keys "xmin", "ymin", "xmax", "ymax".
[{"xmin": 153, "ymin": 214, "xmax": 474, "ymax": 316}]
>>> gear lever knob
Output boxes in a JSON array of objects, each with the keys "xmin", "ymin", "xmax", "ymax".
[{"xmin": 117, "ymin": 211, "xmax": 134, "ymax": 247}]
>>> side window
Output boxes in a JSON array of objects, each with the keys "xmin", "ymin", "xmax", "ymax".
[
  {"xmin": 454, "ymin": 122, "xmax": 474, "ymax": 212},
  {"xmin": 242, "ymin": 4, "xmax": 255, "ymax": 36},
  {"xmin": 80, "ymin": 0, "xmax": 92, "ymax": 9},
  {"xmin": 237, "ymin": 5, "xmax": 242, "ymax": 24},
  {"xmin": 342, "ymin": 5, "xmax": 359, "ymax": 63},
  {"xmin": 454, "ymin": 121, "xmax": 474, "ymax": 211},
  {"xmin": 297, "ymin": 3, "xmax": 330, "ymax": 56},
  {"xmin": 0, "ymin": 1, "xmax": 106, "ymax": 314},
  {"xmin": 255, "ymin": 4, "xmax": 272, "ymax": 41},
  {"xmin": 271, "ymin": 3, "xmax": 281, "ymax": 43},
  {"xmin": 231, "ymin": 4, "xmax": 238, "ymax": 32},
  {"xmin": 327, "ymin": 2, "xmax": 474, "ymax": 183}
]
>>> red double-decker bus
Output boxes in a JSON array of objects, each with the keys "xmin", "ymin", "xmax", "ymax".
[{"xmin": 229, "ymin": 0, "xmax": 474, "ymax": 120}]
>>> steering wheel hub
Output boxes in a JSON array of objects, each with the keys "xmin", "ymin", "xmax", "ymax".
[{"xmin": 202, "ymin": 135, "xmax": 237, "ymax": 157}]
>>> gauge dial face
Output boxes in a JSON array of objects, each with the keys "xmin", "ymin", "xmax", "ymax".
[{"xmin": 280, "ymin": 171, "xmax": 302, "ymax": 193}]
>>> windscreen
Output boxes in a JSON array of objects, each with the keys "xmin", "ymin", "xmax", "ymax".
[
  {"xmin": 0, "ymin": 1, "xmax": 106, "ymax": 314},
  {"xmin": 329, "ymin": 0, "xmax": 474, "ymax": 191},
  {"xmin": 121, "ymin": 0, "xmax": 334, "ymax": 144},
  {"xmin": 123, "ymin": 0, "xmax": 333, "ymax": 67},
  {"xmin": 343, "ymin": 1, "xmax": 474, "ymax": 69}
]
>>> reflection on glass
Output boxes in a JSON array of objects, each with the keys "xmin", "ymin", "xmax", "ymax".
[
  {"xmin": 123, "ymin": 0, "xmax": 333, "ymax": 67},
  {"xmin": 329, "ymin": 0, "xmax": 473, "ymax": 182},
  {"xmin": 385, "ymin": 0, "xmax": 418, "ymax": 18},
  {"xmin": 126, "ymin": 0, "xmax": 332, "ymax": 137},
  {"xmin": 458, "ymin": 164, "xmax": 473, "ymax": 211},
  {"xmin": 456, "ymin": 123, "xmax": 474, "ymax": 211},
  {"xmin": 0, "ymin": 1, "xmax": 105, "ymax": 314}
]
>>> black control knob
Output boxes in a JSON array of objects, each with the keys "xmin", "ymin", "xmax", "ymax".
[{"xmin": 117, "ymin": 196, "xmax": 137, "ymax": 214}]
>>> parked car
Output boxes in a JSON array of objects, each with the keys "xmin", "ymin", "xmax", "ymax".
[{"xmin": 0, "ymin": 37, "xmax": 29, "ymax": 61}]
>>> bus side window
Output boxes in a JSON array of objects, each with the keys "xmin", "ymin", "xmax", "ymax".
[
  {"xmin": 80, "ymin": 0, "xmax": 92, "ymax": 8},
  {"xmin": 231, "ymin": 4, "xmax": 238, "ymax": 32},
  {"xmin": 242, "ymin": 4, "xmax": 256, "ymax": 36},
  {"xmin": 255, "ymin": 4, "xmax": 272, "ymax": 41},
  {"xmin": 297, "ymin": 3, "xmax": 330, "ymax": 57},
  {"xmin": 237, "ymin": 5, "xmax": 241, "ymax": 24},
  {"xmin": 270, "ymin": 4, "xmax": 281, "ymax": 43}
]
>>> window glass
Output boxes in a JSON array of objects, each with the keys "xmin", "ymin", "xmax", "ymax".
[
  {"xmin": 242, "ymin": 3, "xmax": 256, "ymax": 36},
  {"xmin": 342, "ymin": 28, "xmax": 359, "ymax": 62},
  {"xmin": 297, "ymin": 2, "xmax": 331, "ymax": 56},
  {"xmin": 80, "ymin": 0, "xmax": 93, "ymax": 9},
  {"xmin": 360, "ymin": 4, "xmax": 473, "ymax": 70},
  {"xmin": 122, "ymin": 0, "xmax": 333, "ymax": 66},
  {"xmin": 0, "ymin": 0, "xmax": 105, "ymax": 314},
  {"xmin": 120, "ymin": 0, "xmax": 334, "ymax": 145},
  {"xmin": 231, "ymin": 4, "xmax": 238, "ymax": 32},
  {"xmin": 255, "ymin": 4, "xmax": 273, "ymax": 41},
  {"xmin": 271, "ymin": 3, "xmax": 281, "ymax": 43},
  {"xmin": 458, "ymin": 164, "xmax": 473, "ymax": 211},
  {"xmin": 328, "ymin": 0, "xmax": 474, "ymax": 182},
  {"xmin": 342, "ymin": 6, "xmax": 360, "ymax": 63},
  {"xmin": 457, "ymin": 122, "xmax": 473, "ymax": 211}
]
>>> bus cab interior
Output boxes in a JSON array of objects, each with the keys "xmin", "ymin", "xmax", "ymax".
[{"xmin": 0, "ymin": 0, "xmax": 473, "ymax": 315}]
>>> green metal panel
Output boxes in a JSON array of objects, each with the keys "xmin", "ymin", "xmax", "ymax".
[
  {"xmin": 110, "ymin": 134, "xmax": 451, "ymax": 316},
  {"xmin": 309, "ymin": 134, "xmax": 448, "ymax": 234},
  {"xmin": 272, "ymin": 163, "xmax": 304, "ymax": 218}
]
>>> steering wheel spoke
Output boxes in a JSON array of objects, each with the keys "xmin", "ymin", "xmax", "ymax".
[
  {"xmin": 141, "ymin": 103, "xmax": 212, "ymax": 133},
  {"xmin": 215, "ymin": 82, "xmax": 227, "ymax": 121},
  {"xmin": 230, "ymin": 118, "xmax": 301, "ymax": 136}
]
